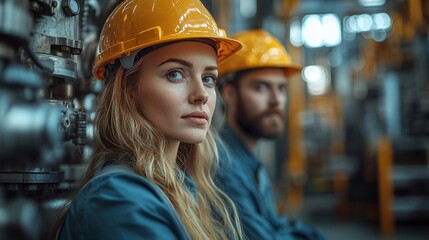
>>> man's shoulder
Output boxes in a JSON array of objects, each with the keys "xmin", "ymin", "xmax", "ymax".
[{"xmin": 216, "ymin": 142, "xmax": 252, "ymax": 188}]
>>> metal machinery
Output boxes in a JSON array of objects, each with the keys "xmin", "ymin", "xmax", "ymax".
[
  {"xmin": 0, "ymin": 0, "xmax": 122, "ymax": 239},
  {"xmin": 0, "ymin": 1, "xmax": 218, "ymax": 238},
  {"xmin": 283, "ymin": 0, "xmax": 429, "ymax": 236}
]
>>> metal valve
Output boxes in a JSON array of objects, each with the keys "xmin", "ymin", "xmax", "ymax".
[{"xmin": 62, "ymin": 0, "xmax": 80, "ymax": 16}]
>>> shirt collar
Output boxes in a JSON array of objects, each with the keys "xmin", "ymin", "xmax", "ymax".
[{"xmin": 219, "ymin": 124, "xmax": 262, "ymax": 171}]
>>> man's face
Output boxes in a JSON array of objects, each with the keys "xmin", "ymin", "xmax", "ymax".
[{"xmin": 233, "ymin": 68, "xmax": 288, "ymax": 139}]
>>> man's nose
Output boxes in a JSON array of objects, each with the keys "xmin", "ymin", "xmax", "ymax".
[{"xmin": 269, "ymin": 88, "xmax": 282, "ymax": 106}]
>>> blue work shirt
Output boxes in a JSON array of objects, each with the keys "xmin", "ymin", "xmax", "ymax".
[
  {"xmin": 216, "ymin": 124, "xmax": 325, "ymax": 240},
  {"xmin": 59, "ymin": 164, "xmax": 191, "ymax": 240}
]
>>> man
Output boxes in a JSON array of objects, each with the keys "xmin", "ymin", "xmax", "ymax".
[{"xmin": 215, "ymin": 29, "xmax": 325, "ymax": 240}]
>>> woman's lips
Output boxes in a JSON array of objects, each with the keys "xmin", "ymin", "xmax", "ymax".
[{"xmin": 182, "ymin": 111, "xmax": 208, "ymax": 125}]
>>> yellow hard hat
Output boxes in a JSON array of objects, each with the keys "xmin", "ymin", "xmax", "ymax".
[
  {"xmin": 218, "ymin": 29, "xmax": 302, "ymax": 77},
  {"xmin": 93, "ymin": 0, "xmax": 242, "ymax": 80}
]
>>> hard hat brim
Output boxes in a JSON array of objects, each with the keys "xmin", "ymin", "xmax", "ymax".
[{"xmin": 93, "ymin": 36, "xmax": 242, "ymax": 80}]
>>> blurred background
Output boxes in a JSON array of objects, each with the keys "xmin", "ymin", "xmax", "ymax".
[{"xmin": 0, "ymin": 0, "xmax": 428, "ymax": 239}]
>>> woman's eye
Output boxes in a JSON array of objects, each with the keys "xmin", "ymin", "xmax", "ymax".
[
  {"xmin": 202, "ymin": 75, "xmax": 216, "ymax": 87},
  {"xmin": 166, "ymin": 70, "xmax": 184, "ymax": 81}
]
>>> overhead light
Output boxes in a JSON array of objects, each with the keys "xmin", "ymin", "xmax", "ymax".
[
  {"xmin": 239, "ymin": 0, "xmax": 256, "ymax": 18},
  {"xmin": 359, "ymin": 0, "xmax": 386, "ymax": 7},
  {"xmin": 290, "ymin": 19, "xmax": 303, "ymax": 47},
  {"xmin": 302, "ymin": 65, "xmax": 330, "ymax": 96},
  {"xmin": 301, "ymin": 14, "xmax": 341, "ymax": 48}
]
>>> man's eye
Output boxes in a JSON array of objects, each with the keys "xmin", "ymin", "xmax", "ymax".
[
  {"xmin": 166, "ymin": 70, "xmax": 184, "ymax": 81},
  {"xmin": 254, "ymin": 83, "xmax": 268, "ymax": 91}
]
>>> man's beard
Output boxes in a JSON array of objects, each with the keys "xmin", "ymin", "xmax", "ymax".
[{"xmin": 235, "ymin": 96, "xmax": 285, "ymax": 139}]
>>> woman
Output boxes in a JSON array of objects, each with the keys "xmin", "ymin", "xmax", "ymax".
[{"xmin": 55, "ymin": 0, "xmax": 243, "ymax": 239}]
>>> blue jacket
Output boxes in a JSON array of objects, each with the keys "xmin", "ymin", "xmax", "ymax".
[
  {"xmin": 216, "ymin": 124, "xmax": 325, "ymax": 240},
  {"xmin": 59, "ymin": 165, "xmax": 191, "ymax": 240}
]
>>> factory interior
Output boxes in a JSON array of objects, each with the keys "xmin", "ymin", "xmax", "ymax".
[{"xmin": 0, "ymin": 0, "xmax": 428, "ymax": 239}]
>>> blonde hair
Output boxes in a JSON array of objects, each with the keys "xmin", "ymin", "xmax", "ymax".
[{"xmin": 56, "ymin": 58, "xmax": 243, "ymax": 240}]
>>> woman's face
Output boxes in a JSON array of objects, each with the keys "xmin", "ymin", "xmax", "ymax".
[{"xmin": 136, "ymin": 41, "xmax": 217, "ymax": 144}]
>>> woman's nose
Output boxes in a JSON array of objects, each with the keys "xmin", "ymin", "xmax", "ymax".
[{"xmin": 189, "ymin": 81, "xmax": 209, "ymax": 104}]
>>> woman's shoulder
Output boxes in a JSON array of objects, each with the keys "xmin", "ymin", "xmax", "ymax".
[
  {"xmin": 60, "ymin": 165, "xmax": 189, "ymax": 239},
  {"xmin": 79, "ymin": 164, "xmax": 170, "ymax": 207}
]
